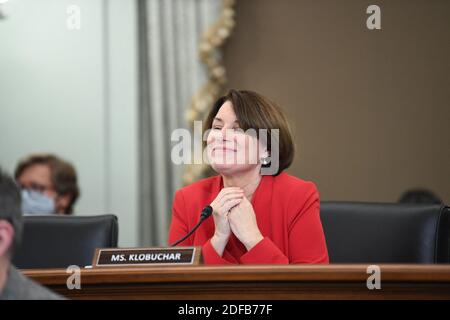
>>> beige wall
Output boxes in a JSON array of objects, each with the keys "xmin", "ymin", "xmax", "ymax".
[{"xmin": 224, "ymin": 0, "xmax": 449, "ymax": 203}]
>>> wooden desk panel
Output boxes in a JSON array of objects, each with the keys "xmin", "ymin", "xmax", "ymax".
[{"xmin": 22, "ymin": 264, "xmax": 450, "ymax": 300}]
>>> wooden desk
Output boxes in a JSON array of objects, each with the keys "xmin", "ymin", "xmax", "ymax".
[{"xmin": 22, "ymin": 264, "xmax": 450, "ymax": 300}]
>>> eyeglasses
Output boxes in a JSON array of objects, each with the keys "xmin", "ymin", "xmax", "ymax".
[{"xmin": 18, "ymin": 182, "xmax": 54, "ymax": 194}]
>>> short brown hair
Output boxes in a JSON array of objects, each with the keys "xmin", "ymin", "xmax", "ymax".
[
  {"xmin": 204, "ymin": 89, "xmax": 295, "ymax": 175},
  {"xmin": 15, "ymin": 154, "xmax": 79, "ymax": 214}
]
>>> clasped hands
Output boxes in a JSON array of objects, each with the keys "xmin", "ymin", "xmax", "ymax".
[{"xmin": 210, "ymin": 187, "xmax": 264, "ymax": 255}]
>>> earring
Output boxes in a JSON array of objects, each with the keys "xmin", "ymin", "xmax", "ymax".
[{"xmin": 261, "ymin": 157, "xmax": 270, "ymax": 165}]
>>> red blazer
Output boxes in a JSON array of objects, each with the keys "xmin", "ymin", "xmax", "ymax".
[{"xmin": 168, "ymin": 172, "xmax": 329, "ymax": 264}]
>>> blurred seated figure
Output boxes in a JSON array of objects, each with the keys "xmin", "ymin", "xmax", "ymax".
[
  {"xmin": 15, "ymin": 154, "xmax": 79, "ymax": 215},
  {"xmin": 0, "ymin": 168, "xmax": 62, "ymax": 299},
  {"xmin": 398, "ymin": 188, "xmax": 443, "ymax": 205}
]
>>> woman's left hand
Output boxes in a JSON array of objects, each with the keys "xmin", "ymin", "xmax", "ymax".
[{"xmin": 228, "ymin": 196, "xmax": 264, "ymax": 251}]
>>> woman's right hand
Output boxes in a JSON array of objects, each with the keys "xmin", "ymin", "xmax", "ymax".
[{"xmin": 209, "ymin": 187, "xmax": 244, "ymax": 256}]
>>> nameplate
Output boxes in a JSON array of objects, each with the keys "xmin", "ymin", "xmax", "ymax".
[{"xmin": 92, "ymin": 247, "xmax": 202, "ymax": 267}]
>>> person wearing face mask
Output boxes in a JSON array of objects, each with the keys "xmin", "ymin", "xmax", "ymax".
[
  {"xmin": 15, "ymin": 154, "xmax": 79, "ymax": 215},
  {"xmin": 169, "ymin": 89, "xmax": 329, "ymax": 264}
]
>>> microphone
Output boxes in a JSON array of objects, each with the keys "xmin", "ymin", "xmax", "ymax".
[{"xmin": 171, "ymin": 205, "xmax": 213, "ymax": 247}]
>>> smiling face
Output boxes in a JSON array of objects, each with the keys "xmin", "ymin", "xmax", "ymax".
[
  {"xmin": 204, "ymin": 90, "xmax": 295, "ymax": 176},
  {"xmin": 206, "ymin": 101, "xmax": 267, "ymax": 175}
]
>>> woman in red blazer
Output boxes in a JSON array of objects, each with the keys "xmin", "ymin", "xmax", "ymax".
[{"xmin": 169, "ymin": 89, "xmax": 329, "ymax": 264}]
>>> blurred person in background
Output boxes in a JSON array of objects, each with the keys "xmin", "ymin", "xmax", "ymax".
[
  {"xmin": 398, "ymin": 188, "xmax": 443, "ymax": 205},
  {"xmin": 15, "ymin": 154, "xmax": 79, "ymax": 215}
]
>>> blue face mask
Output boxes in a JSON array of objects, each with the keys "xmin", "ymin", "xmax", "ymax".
[{"xmin": 21, "ymin": 189, "xmax": 56, "ymax": 215}]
